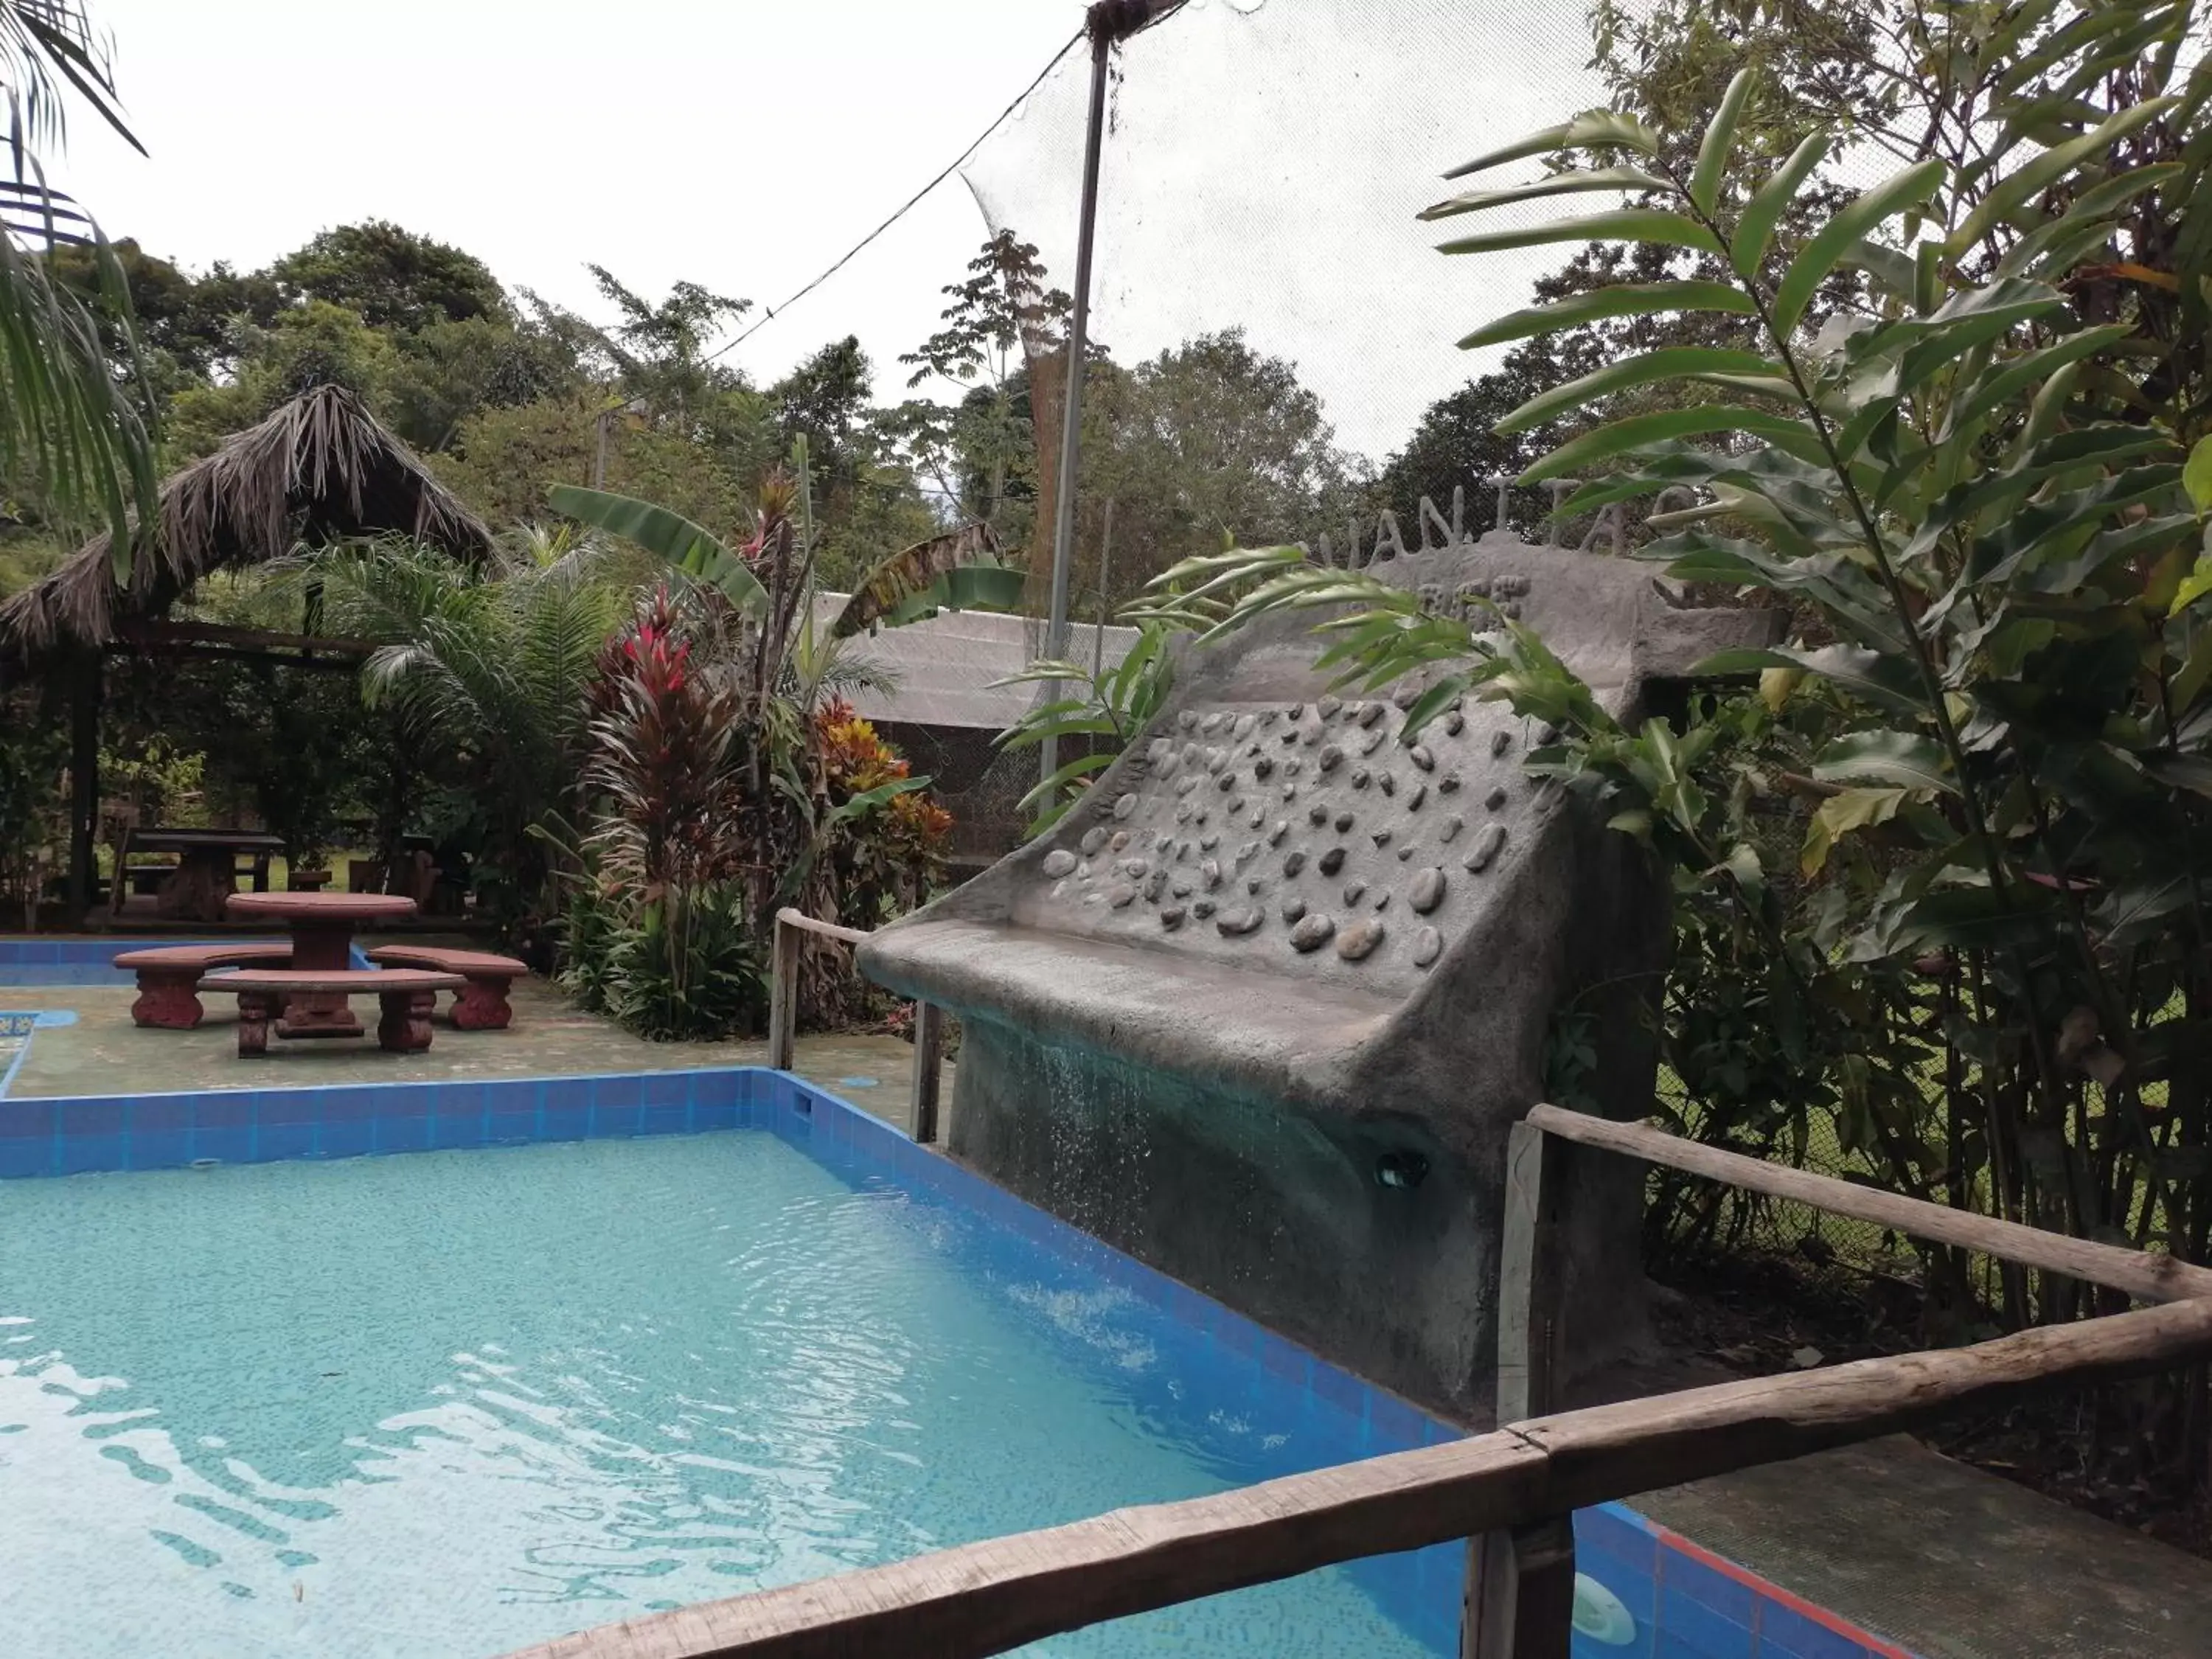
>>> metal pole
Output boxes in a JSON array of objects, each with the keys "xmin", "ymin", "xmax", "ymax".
[
  {"xmin": 1040, "ymin": 15, "xmax": 1113, "ymax": 793},
  {"xmin": 1093, "ymin": 497, "xmax": 1114, "ymax": 678}
]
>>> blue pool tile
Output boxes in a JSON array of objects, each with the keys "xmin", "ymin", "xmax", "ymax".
[
  {"xmin": 1663, "ymin": 1546, "xmax": 1759, "ymax": 1627},
  {"xmin": 641, "ymin": 1071, "xmax": 686, "ymax": 1109},
  {"xmin": 1215, "ymin": 1314, "xmax": 1263, "ymax": 1362},
  {"xmin": 1258, "ymin": 1332, "xmax": 1312, "ymax": 1389},
  {"xmin": 0, "ymin": 1136, "xmax": 52, "ymax": 1177},
  {"xmin": 187, "ymin": 1124, "xmax": 251, "ymax": 1164},
  {"xmin": 1310, "ymin": 1359, "xmax": 1366, "ymax": 1421},
  {"xmin": 692, "ymin": 1094, "xmax": 739, "ymax": 1132},
  {"xmin": 1663, "ymin": 1584, "xmax": 1761, "ymax": 1659},
  {"xmin": 372, "ymin": 1113, "xmax": 431, "ymax": 1155},
  {"xmin": 316, "ymin": 1117, "xmax": 376, "ymax": 1160},
  {"xmin": 256, "ymin": 1089, "xmax": 319, "ymax": 1126},
  {"xmin": 541, "ymin": 1078, "xmax": 590, "ymax": 1139},
  {"xmin": 0, "ymin": 1099, "xmax": 57, "ymax": 1140},
  {"xmin": 59, "ymin": 1098, "xmax": 125, "ymax": 1137},
  {"xmin": 1580, "ymin": 1504, "xmax": 1659, "ymax": 1574},
  {"xmin": 57, "ymin": 1135, "xmax": 125, "ymax": 1175},
  {"xmin": 1581, "ymin": 1545, "xmax": 1658, "ymax": 1627},
  {"xmin": 258, "ymin": 1121, "xmax": 318, "ymax": 1162},
  {"xmin": 429, "ymin": 1107, "xmax": 484, "ymax": 1151},
  {"xmin": 317, "ymin": 1087, "xmax": 384, "ymax": 1124},
  {"xmin": 590, "ymin": 1074, "xmax": 643, "ymax": 1135},
  {"xmin": 185, "ymin": 1092, "xmax": 249, "ymax": 1131},
  {"xmin": 1368, "ymin": 1390, "xmax": 1427, "ymax": 1453},
  {"xmin": 397, "ymin": 1082, "xmax": 447, "ymax": 1119},
  {"xmin": 127, "ymin": 1096, "xmax": 195, "ymax": 1134},
  {"xmin": 1756, "ymin": 1604, "xmax": 1870, "ymax": 1659},
  {"xmin": 126, "ymin": 1130, "xmax": 193, "ymax": 1169}
]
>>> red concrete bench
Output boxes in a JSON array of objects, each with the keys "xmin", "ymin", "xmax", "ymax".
[
  {"xmin": 366, "ymin": 946, "xmax": 528, "ymax": 1030},
  {"xmin": 116, "ymin": 943, "xmax": 293, "ymax": 1029},
  {"xmin": 197, "ymin": 969, "xmax": 466, "ymax": 1057}
]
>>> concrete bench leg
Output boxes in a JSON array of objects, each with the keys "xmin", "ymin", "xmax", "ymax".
[
  {"xmin": 236, "ymin": 990, "xmax": 276, "ymax": 1057},
  {"xmin": 132, "ymin": 968, "xmax": 205, "ymax": 1029},
  {"xmin": 449, "ymin": 975, "xmax": 514, "ymax": 1031},
  {"xmin": 377, "ymin": 989, "xmax": 439, "ymax": 1053}
]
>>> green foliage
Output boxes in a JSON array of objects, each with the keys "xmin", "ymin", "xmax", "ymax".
[
  {"xmin": 267, "ymin": 220, "xmax": 507, "ymax": 334},
  {"xmin": 830, "ymin": 522, "xmax": 1020, "ymax": 636},
  {"xmin": 0, "ymin": 687, "xmax": 66, "ymax": 918},
  {"xmin": 551, "ymin": 483, "xmax": 768, "ymax": 618},
  {"xmin": 1144, "ymin": 1, "xmax": 2212, "ymax": 1399},
  {"xmin": 0, "ymin": 1, "xmax": 158, "ymax": 566},
  {"xmin": 994, "ymin": 619, "xmax": 1176, "ymax": 832},
  {"xmin": 308, "ymin": 528, "xmax": 633, "ymax": 914}
]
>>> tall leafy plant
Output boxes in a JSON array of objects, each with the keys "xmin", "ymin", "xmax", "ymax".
[
  {"xmin": 1138, "ymin": 2, "xmax": 2212, "ymax": 1383},
  {"xmin": 994, "ymin": 619, "xmax": 1175, "ymax": 833}
]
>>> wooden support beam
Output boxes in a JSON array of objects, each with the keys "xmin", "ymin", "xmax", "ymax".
[
  {"xmin": 1464, "ymin": 1517, "xmax": 1573, "ymax": 1659},
  {"xmin": 911, "ymin": 1001, "xmax": 945, "ymax": 1144},
  {"xmin": 1495, "ymin": 1119, "xmax": 1571, "ymax": 1425},
  {"xmin": 766, "ymin": 910, "xmax": 871, "ymax": 1075},
  {"xmin": 495, "ymin": 1297, "xmax": 2212, "ymax": 1659},
  {"xmin": 1526, "ymin": 1103, "xmax": 2212, "ymax": 1307},
  {"xmin": 767, "ymin": 914, "xmax": 801, "ymax": 1073},
  {"xmin": 66, "ymin": 649, "xmax": 100, "ymax": 918},
  {"xmin": 1470, "ymin": 1121, "xmax": 1576, "ymax": 1658}
]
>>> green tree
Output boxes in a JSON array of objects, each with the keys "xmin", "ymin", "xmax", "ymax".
[
  {"xmin": 897, "ymin": 230, "xmax": 1069, "ymax": 535},
  {"xmin": 584, "ymin": 265, "xmax": 750, "ymax": 424},
  {"xmin": 1078, "ymin": 328, "xmax": 1369, "ymax": 600},
  {"xmin": 268, "ymin": 220, "xmax": 507, "ymax": 333},
  {"xmin": 164, "ymin": 300, "xmax": 400, "ymax": 460}
]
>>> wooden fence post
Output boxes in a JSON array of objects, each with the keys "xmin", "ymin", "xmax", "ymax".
[
  {"xmin": 768, "ymin": 912, "xmax": 801, "ymax": 1071},
  {"xmin": 911, "ymin": 1001, "xmax": 945, "ymax": 1144},
  {"xmin": 1464, "ymin": 1516, "xmax": 1576, "ymax": 1659},
  {"xmin": 1465, "ymin": 1119, "xmax": 1577, "ymax": 1658},
  {"xmin": 1496, "ymin": 1118, "xmax": 1573, "ymax": 1424}
]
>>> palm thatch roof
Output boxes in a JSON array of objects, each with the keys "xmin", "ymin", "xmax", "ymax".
[{"xmin": 0, "ymin": 383, "xmax": 493, "ymax": 653}]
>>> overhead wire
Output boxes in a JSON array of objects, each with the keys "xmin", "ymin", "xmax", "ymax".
[{"xmin": 705, "ymin": 24, "xmax": 1088, "ymax": 366}]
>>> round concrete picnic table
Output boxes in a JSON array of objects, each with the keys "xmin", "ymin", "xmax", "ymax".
[
  {"xmin": 223, "ymin": 891, "xmax": 419, "ymax": 1040},
  {"xmin": 226, "ymin": 890, "xmax": 416, "ymax": 971}
]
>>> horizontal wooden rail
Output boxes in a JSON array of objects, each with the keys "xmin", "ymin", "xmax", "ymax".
[
  {"xmin": 773, "ymin": 908, "xmax": 870, "ymax": 947},
  {"xmin": 767, "ymin": 908, "xmax": 943, "ymax": 1142},
  {"xmin": 501, "ymin": 1296, "xmax": 2212, "ymax": 1659},
  {"xmin": 1526, "ymin": 1103, "xmax": 2212, "ymax": 1307}
]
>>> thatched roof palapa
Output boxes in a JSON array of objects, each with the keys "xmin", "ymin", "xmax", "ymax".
[{"xmin": 0, "ymin": 383, "xmax": 494, "ymax": 653}]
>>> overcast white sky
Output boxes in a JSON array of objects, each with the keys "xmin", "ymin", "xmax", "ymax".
[
  {"xmin": 52, "ymin": 0, "xmax": 1604, "ymax": 462},
  {"xmin": 52, "ymin": 1, "xmax": 1085, "ymax": 386}
]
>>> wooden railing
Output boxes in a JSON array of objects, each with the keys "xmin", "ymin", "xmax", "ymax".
[
  {"xmin": 768, "ymin": 908, "xmax": 945, "ymax": 1144},
  {"xmin": 502, "ymin": 1105, "xmax": 2212, "ymax": 1659}
]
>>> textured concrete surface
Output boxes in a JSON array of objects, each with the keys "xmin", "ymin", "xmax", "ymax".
[
  {"xmin": 863, "ymin": 535, "xmax": 1781, "ymax": 1414},
  {"xmin": 0, "ymin": 974, "xmax": 951, "ymax": 1136},
  {"xmin": 1639, "ymin": 1436, "xmax": 2212, "ymax": 1659}
]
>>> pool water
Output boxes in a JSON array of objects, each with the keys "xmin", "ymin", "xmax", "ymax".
[{"xmin": 0, "ymin": 1130, "xmax": 1452, "ymax": 1658}]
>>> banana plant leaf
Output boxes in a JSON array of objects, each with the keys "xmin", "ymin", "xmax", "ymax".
[
  {"xmin": 549, "ymin": 484, "xmax": 768, "ymax": 619},
  {"xmin": 831, "ymin": 522, "xmax": 1022, "ymax": 637}
]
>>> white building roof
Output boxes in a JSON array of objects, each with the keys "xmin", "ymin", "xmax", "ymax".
[{"xmin": 815, "ymin": 595, "xmax": 1143, "ymax": 732}]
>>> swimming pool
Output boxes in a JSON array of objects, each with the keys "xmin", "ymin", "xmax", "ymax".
[{"xmin": 0, "ymin": 1071, "xmax": 1911, "ymax": 1658}]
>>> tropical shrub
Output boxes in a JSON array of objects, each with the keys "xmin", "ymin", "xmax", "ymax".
[
  {"xmin": 994, "ymin": 619, "xmax": 1176, "ymax": 832},
  {"xmin": 1135, "ymin": 3, "xmax": 2212, "ymax": 1487}
]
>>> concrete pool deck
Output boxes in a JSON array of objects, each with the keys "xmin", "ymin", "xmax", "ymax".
[
  {"xmin": 6, "ymin": 960, "xmax": 2209, "ymax": 1655},
  {"xmin": 0, "ymin": 975, "xmax": 953, "ymax": 1136}
]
